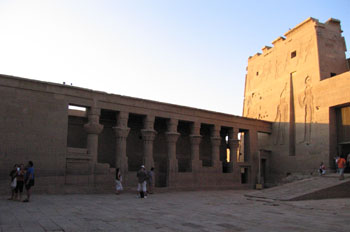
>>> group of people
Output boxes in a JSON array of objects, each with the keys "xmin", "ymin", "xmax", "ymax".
[
  {"xmin": 318, "ymin": 154, "xmax": 350, "ymax": 180},
  {"xmin": 115, "ymin": 165, "xmax": 154, "ymax": 199},
  {"xmin": 9, "ymin": 161, "xmax": 35, "ymax": 202}
]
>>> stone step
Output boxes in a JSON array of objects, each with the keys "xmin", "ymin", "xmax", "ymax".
[{"xmin": 245, "ymin": 174, "xmax": 350, "ymax": 201}]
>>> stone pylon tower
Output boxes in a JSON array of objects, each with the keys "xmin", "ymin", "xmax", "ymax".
[{"xmin": 243, "ymin": 18, "xmax": 349, "ymax": 180}]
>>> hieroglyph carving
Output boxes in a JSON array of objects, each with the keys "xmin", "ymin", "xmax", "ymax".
[
  {"xmin": 274, "ymin": 83, "xmax": 288, "ymax": 145},
  {"xmin": 298, "ymin": 76, "xmax": 314, "ymax": 145}
]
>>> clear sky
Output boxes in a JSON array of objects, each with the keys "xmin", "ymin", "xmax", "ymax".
[{"xmin": 1, "ymin": 0, "xmax": 349, "ymax": 116}]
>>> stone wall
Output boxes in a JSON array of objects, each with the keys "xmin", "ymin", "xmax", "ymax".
[
  {"xmin": 0, "ymin": 74, "xmax": 271, "ymax": 193},
  {"xmin": 0, "ymin": 82, "xmax": 67, "ymax": 192},
  {"xmin": 243, "ymin": 17, "xmax": 350, "ymax": 181}
]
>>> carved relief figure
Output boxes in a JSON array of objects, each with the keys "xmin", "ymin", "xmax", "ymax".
[
  {"xmin": 298, "ymin": 76, "xmax": 314, "ymax": 144},
  {"xmin": 274, "ymin": 83, "xmax": 288, "ymax": 145}
]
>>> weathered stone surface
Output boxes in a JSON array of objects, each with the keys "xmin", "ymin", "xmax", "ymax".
[
  {"xmin": 243, "ymin": 17, "xmax": 350, "ymax": 182},
  {"xmin": 0, "ymin": 73, "xmax": 270, "ymax": 193},
  {"xmin": 2, "ymin": 16, "xmax": 349, "ymax": 193},
  {"xmin": 1, "ymin": 190, "xmax": 349, "ymax": 232}
]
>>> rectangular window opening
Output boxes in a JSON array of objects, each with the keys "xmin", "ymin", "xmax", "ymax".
[
  {"xmin": 68, "ymin": 104, "xmax": 87, "ymax": 117},
  {"xmin": 291, "ymin": 51, "xmax": 296, "ymax": 58},
  {"xmin": 68, "ymin": 105, "xmax": 87, "ymax": 111}
]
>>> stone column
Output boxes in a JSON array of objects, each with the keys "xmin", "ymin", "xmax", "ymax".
[
  {"xmin": 248, "ymin": 128, "xmax": 259, "ymax": 186},
  {"xmin": 211, "ymin": 124, "xmax": 222, "ymax": 172},
  {"xmin": 165, "ymin": 118, "xmax": 180, "ymax": 187},
  {"xmin": 84, "ymin": 107, "xmax": 103, "ymax": 165},
  {"xmin": 190, "ymin": 121, "xmax": 202, "ymax": 172},
  {"xmin": 141, "ymin": 115, "xmax": 157, "ymax": 170},
  {"xmin": 113, "ymin": 111, "xmax": 130, "ymax": 174},
  {"xmin": 228, "ymin": 128, "xmax": 239, "ymax": 173}
]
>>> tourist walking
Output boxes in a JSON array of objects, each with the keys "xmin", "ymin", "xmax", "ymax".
[
  {"xmin": 337, "ymin": 156, "xmax": 346, "ymax": 180},
  {"xmin": 15, "ymin": 164, "xmax": 25, "ymax": 201},
  {"xmin": 147, "ymin": 167, "xmax": 154, "ymax": 194},
  {"xmin": 23, "ymin": 161, "xmax": 34, "ymax": 202},
  {"xmin": 137, "ymin": 165, "xmax": 147, "ymax": 198},
  {"xmin": 334, "ymin": 156, "xmax": 340, "ymax": 173},
  {"xmin": 8, "ymin": 164, "xmax": 18, "ymax": 200},
  {"xmin": 319, "ymin": 162, "xmax": 326, "ymax": 176},
  {"xmin": 115, "ymin": 168, "xmax": 123, "ymax": 194}
]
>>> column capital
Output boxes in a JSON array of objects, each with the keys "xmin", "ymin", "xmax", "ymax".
[
  {"xmin": 141, "ymin": 129, "xmax": 157, "ymax": 141},
  {"xmin": 84, "ymin": 107, "xmax": 103, "ymax": 134},
  {"xmin": 165, "ymin": 132, "xmax": 180, "ymax": 143},
  {"xmin": 84, "ymin": 122, "xmax": 103, "ymax": 134},
  {"xmin": 113, "ymin": 127, "xmax": 130, "ymax": 138},
  {"xmin": 189, "ymin": 134, "xmax": 202, "ymax": 145}
]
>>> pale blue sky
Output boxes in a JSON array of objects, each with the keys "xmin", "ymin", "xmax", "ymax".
[{"xmin": 1, "ymin": 0, "xmax": 349, "ymax": 115}]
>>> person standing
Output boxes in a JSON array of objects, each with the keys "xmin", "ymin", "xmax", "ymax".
[
  {"xmin": 137, "ymin": 165, "xmax": 147, "ymax": 198},
  {"xmin": 15, "ymin": 164, "xmax": 25, "ymax": 201},
  {"xmin": 23, "ymin": 161, "xmax": 34, "ymax": 202},
  {"xmin": 337, "ymin": 156, "xmax": 346, "ymax": 180},
  {"xmin": 8, "ymin": 164, "xmax": 18, "ymax": 200},
  {"xmin": 115, "ymin": 168, "xmax": 123, "ymax": 194},
  {"xmin": 147, "ymin": 167, "xmax": 154, "ymax": 194}
]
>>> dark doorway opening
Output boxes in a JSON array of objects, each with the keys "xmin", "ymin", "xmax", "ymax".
[{"xmin": 241, "ymin": 167, "xmax": 249, "ymax": 184}]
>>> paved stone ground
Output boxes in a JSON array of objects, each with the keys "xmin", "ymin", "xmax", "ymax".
[{"xmin": 1, "ymin": 190, "xmax": 349, "ymax": 232}]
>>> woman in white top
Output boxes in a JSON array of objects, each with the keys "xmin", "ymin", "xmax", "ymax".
[{"xmin": 115, "ymin": 168, "xmax": 123, "ymax": 194}]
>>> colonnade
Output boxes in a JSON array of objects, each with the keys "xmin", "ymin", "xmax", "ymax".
[{"xmin": 82, "ymin": 106, "xmax": 257, "ymax": 187}]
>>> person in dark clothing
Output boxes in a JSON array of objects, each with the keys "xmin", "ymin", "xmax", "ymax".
[
  {"xmin": 23, "ymin": 161, "xmax": 34, "ymax": 202},
  {"xmin": 137, "ymin": 165, "xmax": 148, "ymax": 198}
]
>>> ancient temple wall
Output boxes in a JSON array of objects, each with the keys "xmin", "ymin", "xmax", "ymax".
[
  {"xmin": 316, "ymin": 19, "xmax": 348, "ymax": 80},
  {"xmin": 0, "ymin": 74, "xmax": 271, "ymax": 193},
  {"xmin": 67, "ymin": 115, "xmax": 88, "ymax": 148},
  {"xmin": 0, "ymin": 83, "xmax": 68, "ymax": 191},
  {"xmin": 244, "ymin": 18, "xmax": 350, "ymax": 180}
]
